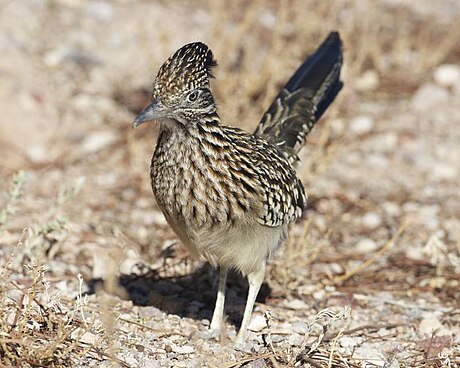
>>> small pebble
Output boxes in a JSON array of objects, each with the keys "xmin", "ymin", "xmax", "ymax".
[
  {"xmin": 81, "ymin": 131, "xmax": 117, "ymax": 154},
  {"xmin": 362, "ymin": 212, "xmax": 382, "ymax": 229},
  {"xmin": 356, "ymin": 238, "xmax": 378, "ymax": 252},
  {"xmin": 291, "ymin": 321, "xmax": 309, "ymax": 334},
  {"xmin": 312, "ymin": 289, "xmax": 326, "ymax": 300},
  {"xmin": 123, "ymin": 355, "xmax": 138, "ymax": 367},
  {"xmin": 288, "ymin": 333, "xmax": 304, "ymax": 346},
  {"xmin": 433, "ymin": 64, "xmax": 460, "ymax": 87},
  {"xmin": 172, "ymin": 345, "xmax": 194, "ymax": 354},
  {"xmin": 412, "ymin": 83, "xmax": 449, "ymax": 112},
  {"xmin": 84, "ymin": 1, "xmax": 114, "ymax": 21},
  {"xmin": 246, "ymin": 358, "xmax": 268, "ymax": 368},
  {"xmin": 138, "ymin": 306, "xmax": 163, "ymax": 319},
  {"xmin": 383, "ymin": 202, "xmax": 401, "ymax": 216},
  {"xmin": 26, "ymin": 144, "xmax": 48, "ymax": 164},
  {"xmin": 248, "ymin": 315, "xmax": 267, "ymax": 332},
  {"xmin": 283, "ymin": 299, "xmax": 309, "ymax": 310},
  {"xmin": 419, "ymin": 316, "xmax": 443, "ymax": 335},
  {"xmin": 355, "ymin": 69, "xmax": 379, "ymax": 91},
  {"xmin": 355, "ymin": 343, "xmax": 385, "ymax": 366},
  {"xmin": 349, "ymin": 115, "xmax": 374, "ymax": 135},
  {"xmin": 339, "ymin": 336, "xmax": 358, "ymax": 348}
]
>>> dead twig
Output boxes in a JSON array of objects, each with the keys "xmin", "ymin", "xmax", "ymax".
[
  {"xmin": 221, "ymin": 352, "xmax": 277, "ymax": 368},
  {"xmin": 323, "ymin": 323, "xmax": 407, "ymax": 342},
  {"xmin": 332, "ymin": 220, "xmax": 410, "ymax": 284}
]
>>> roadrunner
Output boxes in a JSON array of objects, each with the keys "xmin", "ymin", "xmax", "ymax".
[{"xmin": 133, "ymin": 32, "xmax": 343, "ymax": 344}]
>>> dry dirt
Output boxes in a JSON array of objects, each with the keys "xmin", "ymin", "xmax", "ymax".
[{"xmin": 0, "ymin": 0, "xmax": 459, "ymax": 367}]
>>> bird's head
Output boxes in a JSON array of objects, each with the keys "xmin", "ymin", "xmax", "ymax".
[{"xmin": 132, "ymin": 42, "xmax": 218, "ymax": 128}]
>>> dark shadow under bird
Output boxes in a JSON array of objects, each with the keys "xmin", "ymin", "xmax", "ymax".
[{"xmin": 132, "ymin": 32, "xmax": 343, "ymax": 344}]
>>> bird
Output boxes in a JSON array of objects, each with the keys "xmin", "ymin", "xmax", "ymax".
[{"xmin": 132, "ymin": 32, "xmax": 343, "ymax": 344}]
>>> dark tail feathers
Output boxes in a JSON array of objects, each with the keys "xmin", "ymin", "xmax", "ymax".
[{"xmin": 254, "ymin": 32, "xmax": 343, "ymax": 159}]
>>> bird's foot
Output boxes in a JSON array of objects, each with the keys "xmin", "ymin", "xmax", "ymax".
[
  {"xmin": 234, "ymin": 335, "xmax": 251, "ymax": 351},
  {"xmin": 207, "ymin": 326, "xmax": 221, "ymax": 340}
]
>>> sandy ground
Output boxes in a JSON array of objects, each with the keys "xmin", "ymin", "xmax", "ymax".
[{"xmin": 0, "ymin": 0, "xmax": 459, "ymax": 367}]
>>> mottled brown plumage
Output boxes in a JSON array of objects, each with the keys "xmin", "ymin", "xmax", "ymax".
[{"xmin": 133, "ymin": 33, "xmax": 343, "ymax": 344}]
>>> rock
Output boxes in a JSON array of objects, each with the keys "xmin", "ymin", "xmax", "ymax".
[
  {"xmin": 384, "ymin": 359, "xmax": 400, "ymax": 368},
  {"xmin": 140, "ymin": 358, "xmax": 161, "ymax": 368},
  {"xmin": 411, "ymin": 83, "xmax": 450, "ymax": 112},
  {"xmin": 329, "ymin": 262, "xmax": 344, "ymax": 274},
  {"xmin": 193, "ymin": 330, "xmax": 215, "ymax": 340},
  {"xmin": 349, "ymin": 115, "xmax": 374, "ymax": 135},
  {"xmin": 368, "ymin": 132, "xmax": 398, "ymax": 152},
  {"xmin": 172, "ymin": 345, "xmax": 194, "ymax": 354},
  {"xmin": 246, "ymin": 358, "xmax": 268, "ymax": 368},
  {"xmin": 81, "ymin": 131, "xmax": 117, "ymax": 154},
  {"xmin": 432, "ymin": 162, "xmax": 457, "ymax": 180},
  {"xmin": 123, "ymin": 355, "xmax": 139, "ymax": 367},
  {"xmin": 383, "ymin": 202, "xmax": 401, "ymax": 216},
  {"xmin": 283, "ymin": 299, "xmax": 309, "ymax": 310},
  {"xmin": 288, "ymin": 333, "xmax": 304, "ymax": 346},
  {"xmin": 402, "ymin": 202, "xmax": 419, "ymax": 212},
  {"xmin": 330, "ymin": 118, "xmax": 345, "ymax": 134},
  {"xmin": 291, "ymin": 321, "xmax": 309, "ymax": 334},
  {"xmin": 312, "ymin": 289, "xmax": 326, "ymax": 300},
  {"xmin": 270, "ymin": 334, "xmax": 285, "ymax": 343},
  {"xmin": 433, "ymin": 64, "xmax": 460, "ymax": 87},
  {"xmin": 84, "ymin": 1, "xmax": 114, "ymax": 21},
  {"xmin": 76, "ymin": 330, "xmax": 99, "ymax": 345},
  {"xmin": 356, "ymin": 238, "xmax": 378, "ymax": 252},
  {"xmin": 405, "ymin": 245, "xmax": 426, "ymax": 261},
  {"xmin": 418, "ymin": 205, "xmax": 441, "ymax": 230},
  {"xmin": 258, "ymin": 9, "xmax": 276, "ymax": 29},
  {"xmin": 44, "ymin": 46, "xmax": 70, "ymax": 67},
  {"xmin": 355, "ymin": 70, "xmax": 380, "ymax": 91},
  {"xmin": 367, "ymin": 154, "xmax": 389, "ymax": 169},
  {"xmin": 26, "ymin": 144, "xmax": 48, "ymax": 164},
  {"xmin": 339, "ymin": 336, "xmax": 358, "ymax": 348},
  {"xmin": 137, "ymin": 306, "xmax": 163, "ymax": 319},
  {"xmin": 355, "ymin": 343, "xmax": 385, "ymax": 366},
  {"xmin": 362, "ymin": 212, "xmax": 382, "ymax": 229},
  {"xmin": 419, "ymin": 316, "xmax": 443, "ymax": 335},
  {"xmin": 248, "ymin": 315, "xmax": 267, "ymax": 332}
]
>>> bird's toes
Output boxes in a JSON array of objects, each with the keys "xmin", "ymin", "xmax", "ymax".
[
  {"xmin": 207, "ymin": 327, "xmax": 222, "ymax": 340},
  {"xmin": 233, "ymin": 337, "xmax": 252, "ymax": 351}
]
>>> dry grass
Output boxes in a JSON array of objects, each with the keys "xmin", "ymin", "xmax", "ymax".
[{"xmin": 206, "ymin": 0, "xmax": 459, "ymax": 130}]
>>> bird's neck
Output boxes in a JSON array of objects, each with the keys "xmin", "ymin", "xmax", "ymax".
[{"xmin": 158, "ymin": 113, "xmax": 224, "ymax": 142}]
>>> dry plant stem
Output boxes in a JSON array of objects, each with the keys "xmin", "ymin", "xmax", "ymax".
[
  {"xmin": 333, "ymin": 220, "xmax": 410, "ymax": 284},
  {"xmin": 323, "ymin": 323, "xmax": 406, "ymax": 343},
  {"xmin": 221, "ymin": 352, "xmax": 277, "ymax": 368},
  {"xmin": 117, "ymin": 317, "xmax": 168, "ymax": 336},
  {"xmin": 0, "ymin": 170, "xmax": 25, "ymax": 233},
  {"xmin": 328, "ymin": 316, "xmax": 350, "ymax": 368},
  {"xmin": 269, "ymin": 355, "xmax": 281, "ymax": 368}
]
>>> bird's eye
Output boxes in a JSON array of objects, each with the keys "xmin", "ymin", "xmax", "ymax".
[{"xmin": 187, "ymin": 91, "xmax": 199, "ymax": 102}]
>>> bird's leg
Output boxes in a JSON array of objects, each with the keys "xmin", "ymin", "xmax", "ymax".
[
  {"xmin": 236, "ymin": 262, "xmax": 266, "ymax": 344},
  {"xmin": 210, "ymin": 266, "xmax": 228, "ymax": 334}
]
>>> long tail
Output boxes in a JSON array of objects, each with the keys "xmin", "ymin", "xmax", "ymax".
[{"xmin": 254, "ymin": 32, "xmax": 343, "ymax": 160}]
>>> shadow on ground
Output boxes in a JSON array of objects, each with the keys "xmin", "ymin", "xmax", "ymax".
[{"xmin": 86, "ymin": 263, "xmax": 271, "ymax": 328}]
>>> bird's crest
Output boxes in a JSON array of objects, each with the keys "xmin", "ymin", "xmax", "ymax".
[{"xmin": 153, "ymin": 42, "xmax": 217, "ymax": 102}]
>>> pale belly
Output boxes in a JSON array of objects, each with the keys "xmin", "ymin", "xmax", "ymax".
[{"xmin": 161, "ymin": 208, "xmax": 287, "ymax": 276}]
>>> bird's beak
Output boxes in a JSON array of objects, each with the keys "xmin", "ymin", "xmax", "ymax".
[{"xmin": 132, "ymin": 101, "xmax": 163, "ymax": 128}]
